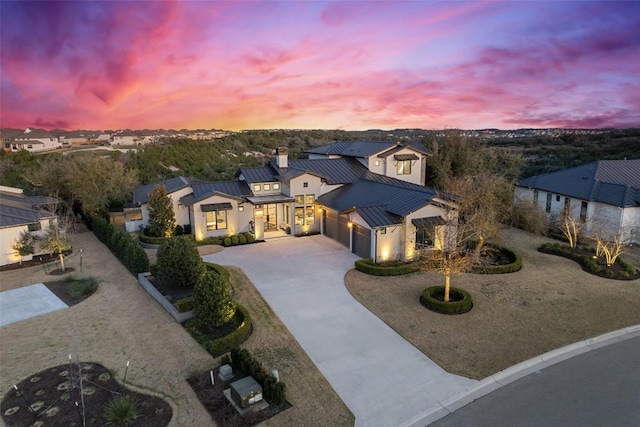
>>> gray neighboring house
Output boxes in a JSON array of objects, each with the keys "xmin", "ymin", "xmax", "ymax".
[
  {"xmin": 0, "ymin": 186, "xmax": 60, "ymax": 266},
  {"xmin": 514, "ymin": 159, "xmax": 640, "ymax": 244},
  {"xmin": 129, "ymin": 141, "xmax": 456, "ymax": 262}
]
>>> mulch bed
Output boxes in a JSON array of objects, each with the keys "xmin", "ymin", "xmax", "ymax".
[
  {"xmin": 147, "ymin": 276, "xmax": 193, "ymax": 302},
  {"xmin": 539, "ymin": 245, "xmax": 640, "ymax": 280},
  {"xmin": 1, "ymin": 362, "xmax": 172, "ymax": 426},
  {"xmin": 43, "ymin": 280, "xmax": 88, "ymax": 307},
  {"xmin": 187, "ymin": 367, "xmax": 291, "ymax": 427},
  {"xmin": 0, "ymin": 251, "xmax": 72, "ymax": 272}
]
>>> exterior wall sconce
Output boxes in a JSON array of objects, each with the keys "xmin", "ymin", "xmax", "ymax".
[
  {"xmin": 348, "ymin": 221, "xmax": 353, "ymax": 229},
  {"xmin": 317, "ymin": 207, "xmax": 323, "ymax": 213},
  {"xmin": 255, "ymin": 209, "xmax": 264, "ymax": 218}
]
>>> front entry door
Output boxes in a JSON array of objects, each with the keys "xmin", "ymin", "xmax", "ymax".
[{"xmin": 265, "ymin": 204, "xmax": 277, "ymax": 230}]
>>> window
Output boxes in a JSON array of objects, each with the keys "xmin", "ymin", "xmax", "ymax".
[
  {"xmin": 305, "ymin": 206, "xmax": 315, "ymax": 225},
  {"xmin": 305, "ymin": 194, "xmax": 315, "ymax": 204},
  {"xmin": 295, "ymin": 207, "xmax": 304, "ymax": 226},
  {"xmin": 264, "ymin": 184, "xmax": 271, "ymax": 191},
  {"xmin": 206, "ymin": 210, "xmax": 227, "ymax": 230},
  {"xmin": 295, "ymin": 195, "xmax": 304, "ymax": 205},
  {"xmin": 273, "ymin": 183, "xmax": 280, "ymax": 190},
  {"xmin": 397, "ymin": 160, "xmax": 411, "ymax": 175},
  {"xmin": 546, "ymin": 193, "xmax": 552, "ymax": 213},
  {"xmin": 415, "ymin": 226, "xmax": 435, "ymax": 249},
  {"xmin": 533, "ymin": 189, "xmax": 539, "ymax": 204},
  {"xmin": 580, "ymin": 201, "xmax": 588, "ymax": 223},
  {"xmin": 28, "ymin": 222, "xmax": 42, "ymax": 232},
  {"xmin": 253, "ymin": 184, "xmax": 261, "ymax": 192},
  {"xmin": 556, "ymin": 195, "xmax": 561, "ymax": 202},
  {"xmin": 303, "ymin": 182, "xmax": 308, "ymax": 188}
]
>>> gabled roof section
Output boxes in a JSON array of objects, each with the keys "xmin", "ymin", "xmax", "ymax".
[
  {"xmin": 306, "ymin": 140, "xmax": 431, "ymax": 159},
  {"xmin": 517, "ymin": 160, "xmax": 640, "ymax": 207},
  {"xmin": 0, "ymin": 195, "xmax": 58, "ymax": 229},
  {"xmin": 180, "ymin": 180, "xmax": 252, "ymax": 206},
  {"xmin": 357, "ymin": 205, "xmax": 403, "ymax": 228},
  {"xmin": 285, "ymin": 158, "xmax": 369, "ymax": 185},
  {"xmin": 317, "ymin": 174, "xmax": 439, "ymax": 226},
  {"xmin": 238, "ymin": 166, "xmax": 278, "ymax": 183},
  {"xmin": 133, "ymin": 176, "xmax": 192, "ymax": 205}
]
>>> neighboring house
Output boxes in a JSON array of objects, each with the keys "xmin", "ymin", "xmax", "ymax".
[
  {"xmin": 130, "ymin": 142, "xmax": 455, "ymax": 262},
  {"xmin": 514, "ymin": 159, "xmax": 640, "ymax": 244},
  {"xmin": 111, "ymin": 131, "xmax": 140, "ymax": 146},
  {"xmin": 0, "ymin": 186, "xmax": 60, "ymax": 266},
  {"xmin": 2, "ymin": 128, "xmax": 61, "ymax": 152}
]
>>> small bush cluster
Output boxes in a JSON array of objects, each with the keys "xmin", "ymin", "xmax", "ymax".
[
  {"xmin": 186, "ymin": 305, "xmax": 252, "ymax": 356},
  {"xmin": 472, "ymin": 245, "xmax": 523, "ymax": 274},
  {"xmin": 67, "ymin": 276, "xmax": 99, "ymax": 300},
  {"xmin": 91, "ymin": 216, "xmax": 150, "ymax": 275},
  {"xmin": 173, "ymin": 224, "xmax": 192, "ymax": 236},
  {"xmin": 104, "ymin": 394, "xmax": 140, "ymax": 426},
  {"xmin": 538, "ymin": 242, "xmax": 638, "ymax": 279},
  {"xmin": 230, "ymin": 348, "xmax": 287, "ymax": 405},
  {"xmin": 175, "ymin": 296, "xmax": 193, "ymax": 313},
  {"xmin": 420, "ymin": 286, "xmax": 473, "ymax": 314},
  {"xmin": 355, "ymin": 258, "xmax": 419, "ymax": 276},
  {"xmin": 199, "ymin": 232, "xmax": 255, "ymax": 247},
  {"xmin": 139, "ymin": 229, "xmax": 168, "ymax": 245}
]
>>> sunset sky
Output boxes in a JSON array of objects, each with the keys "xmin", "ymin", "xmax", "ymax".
[{"xmin": 1, "ymin": 1, "xmax": 639, "ymax": 131}]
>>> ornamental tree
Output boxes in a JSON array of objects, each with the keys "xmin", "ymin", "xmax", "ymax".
[
  {"xmin": 147, "ymin": 185, "xmax": 175, "ymax": 238},
  {"xmin": 156, "ymin": 236, "xmax": 203, "ymax": 288},
  {"xmin": 193, "ymin": 268, "xmax": 236, "ymax": 327}
]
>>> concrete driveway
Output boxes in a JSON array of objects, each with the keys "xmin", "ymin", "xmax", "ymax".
[
  {"xmin": 204, "ymin": 235, "xmax": 476, "ymax": 427},
  {"xmin": 0, "ymin": 283, "xmax": 68, "ymax": 327}
]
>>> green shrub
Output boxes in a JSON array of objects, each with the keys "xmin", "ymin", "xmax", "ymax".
[
  {"xmin": 149, "ymin": 263, "xmax": 158, "ymax": 276},
  {"xmin": 175, "ymin": 296, "xmax": 193, "ymax": 313},
  {"xmin": 157, "ymin": 236, "xmax": 203, "ymax": 288},
  {"xmin": 91, "ymin": 217, "xmax": 149, "ymax": 275},
  {"xmin": 193, "ymin": 268, "xmax": 236, "ymax": 327},
  {"xmin": 420, "ymin": 286, "xmax": 473, "ymax": 314},
  {"xmin": 206, "ymin": 263, "xmax": 231, "ymax": 284},
  {"xmin": 104, "ymin": 394, "xmax": 140, "ymax": 426},
  {"xmin": 223, "ymin": 237, "xmax": 232, "ymax": 246},
  {"xmin": 183, "ymin": 224, "xmax": 192, "ymax": 235},
  {"xmin": 472, "ymin": 245, "xmax": 522, "ymax": 274},
  {"xmin": 67, "ymin": 276, "xmax": 98, "ymax": 300},
  {"xmin": 246, "ymin": 233, "xmax": 255, "ymax": 243},
  {"xmin": 186, "ymin": 305, "xmax": 252, "ymax": 356},
  {"xmin": 285, "ymin": 226, "xmax": 291, "ymax": 235},
  {"xmin": 174, "ymin": 225, "xmax": 184, "ymax": 236},
  {"xmin": 354, "ymin": 258, "xmax": 419, "ymax": 276},
  {"xmin": 238, "ymin": 235, "xmax": 247, "ymax": 245},
  {"xmin": 230, "ymin": 346, "xmax": 286, "ymax": 404},
  {"xmin": 138, "ymin": 230, "xmax": 168, "ymax": 245},
  {"xmin": 231, "ymin": 236, "xmax": 239, "ymax": 245}
]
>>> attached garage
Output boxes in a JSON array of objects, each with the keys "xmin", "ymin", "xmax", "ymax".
[
  {"xmin": 324, "ymin": 209, "xmax": 350, "ymax": 248},
  {"xmin": 352, "ymin": 224, "xmax": 371, "ymax": 258}
]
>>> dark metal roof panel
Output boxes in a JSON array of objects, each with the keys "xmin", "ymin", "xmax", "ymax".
[
  {"xmin": 133, "ymin": 176, "xmax": 191, "ymax": 204},
  {"xmin": 412, "ymin": 216, "xmax": 446, "ymax": 227},
  {"xmin": 357, "ymin": 205, "xmax": 403, "ymax": 227},
  {"xmin": 287, "ymin": 158, "xmax": 369, "ymax": 184},
  {"xmin": 517, "ymin": 160, "xmax": 640, "ymax": 207},
  {"xmin": 0, "ymin": 200, "xmax": 56, "ymax": 228},
  {"xmin": 189, "ymin": 180, "xmax": 252, "ymax": 203},
  {"xmin": 201, "ymin": 202, "xmax": 233, "ymax": 212},
  {"xmin": 239, "ymin": 166, "xmax": 278, "ymax": 183},
  {"xmin": 305, "ymin": 141, "xmax": 353, "ymax": 155},
  {"xmin": 394, "ymin": 153, "xmax": 419, "ymax": 161}
]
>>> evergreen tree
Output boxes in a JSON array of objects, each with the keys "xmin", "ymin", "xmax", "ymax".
[{"xmin": 147, "ymin": 185, "xmax": 175, "ymax": 238}]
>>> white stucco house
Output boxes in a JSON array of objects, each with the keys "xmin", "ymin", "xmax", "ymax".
[
  {"xmin": 2, "ymin": 128, "xmax": 61, "ymax": 153},
  {"xmin": 130, "ymin": 141, "xmax": 456, "ymax": 262},
  {"xmin": 514, "ymin": 159, "xmax": 640, "ymax": 244},
  {"xmin": 0, "ymin": 186, "xmax": 60, "ymax": 266}
]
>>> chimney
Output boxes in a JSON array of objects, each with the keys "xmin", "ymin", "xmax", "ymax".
[{"xmin": 276, "ymin": 147, "xmax": 288, "ymax": 168}]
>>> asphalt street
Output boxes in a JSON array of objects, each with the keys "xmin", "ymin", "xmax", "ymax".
[{"xmin": 430, "ymin": 335, "xmax": 640, "ymax": 427}]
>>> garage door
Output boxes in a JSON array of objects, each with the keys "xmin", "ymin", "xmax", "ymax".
[
  {"xmin": 337, "ymin": 215, "xmax": 351, "ymax": 248},
  {"xmin": 352, "ymin": 224, "xmax": 371, "ymax": 258},
  {"xmin": 324, "ymin": 210, "xmax": 350, "ymax": 248}
]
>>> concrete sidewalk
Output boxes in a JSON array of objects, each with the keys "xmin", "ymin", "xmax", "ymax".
[
  {"xmin": 205, "ymin": 235, "xmax": 476, "ymax": 427},
  {"xmin": 0, "ymin": 283, "xmax": 68, "ymax": 327}
]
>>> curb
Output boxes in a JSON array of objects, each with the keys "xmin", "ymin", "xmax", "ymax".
[{"xmin": 403, "ymin": 324, "xmax": 640, "ymax": 427}]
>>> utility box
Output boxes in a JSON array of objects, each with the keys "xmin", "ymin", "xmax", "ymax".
[
  {"xmin": 218, "ymin": 364, "xmax": 233, "ymax": 381},
  {"xmin": 230, "ymin": 376, "xmax": 263, "ymax": 409}
]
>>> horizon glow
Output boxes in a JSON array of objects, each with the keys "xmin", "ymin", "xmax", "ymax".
[{"xmin": 1, "ymin": 1, "xmax": 639, "ymax": 131}]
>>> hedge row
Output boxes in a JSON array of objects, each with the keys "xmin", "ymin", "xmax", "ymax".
[
  {"xmin": 420, "ymin": 286, "xmax": 473, "ymax": 314},
  {"xmin": 538, "ymin": 242, "xmax": 638, "ymax": 279},
  {"xmin": 355, "ymin": 258, "xmax": 419, "ymax": 276},
  {"xmin": 91, "ymin": 216, "xmax": 150, "ymax": 275},
  {"xmin": 472, "ymin": 245, "xmax": 523, "ymax": 274},
  {"xmin": 230, "ymin": 348, "xmax": 287, "ymax": 405},
  {"xmin": 185, "ymin": 304, "xmax": 252, "ymax": 357},
  {"xmin": 199, "ymin": 232, "xmax": 256, "ymax": 247}
]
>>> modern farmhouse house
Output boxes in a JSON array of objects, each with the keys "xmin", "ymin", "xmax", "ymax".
[
  {"xmin": 130, "ymin": 141, "xmax": 456, "ymax": 262},
  {"xmin": 514, "ymin": 159, "xmax": 640, "ymax": 244}
]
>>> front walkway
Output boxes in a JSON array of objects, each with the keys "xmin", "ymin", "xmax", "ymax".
[{"xmin": 205, "ymin": 235, "xmax": 476, "ymax": 427}]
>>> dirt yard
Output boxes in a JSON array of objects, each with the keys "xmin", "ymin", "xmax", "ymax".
[
  {"xmin": 346, "ymin": 228, "xmax": 640, "ymax": 379},
  {"xmin": 0, "ymin": 226, "xmax": 352, "ymax": 427}
]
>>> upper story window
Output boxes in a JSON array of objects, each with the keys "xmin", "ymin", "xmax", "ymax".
[
  {"xmin": 28, "ymin": 222, "xmax": 42, "ymax": 232},
  {"xmin": 545, "ymin": 193, "xmax": 552, "ymax": 213},
  {"xmin": 264, "ymin": 183, "xmax": 271, "ymax": 191},
  {"xmin": 305, "ymin": 194, "xmax": 315, "ymax": 204},
  {"xmin": 253, "ymin": 184, "xmax": 261, "ymax": 192},
  {"xmin": 273, "ymin": 183, "xmax": 280, "ymax": 190},
  {"xmin": 397, "ymin": 160, "xmax": 411, "ymax": 175},
  {"xmin": 303, "ymin": 182, "xmax": 309, "ymax": 188},
  {"xmin": 295, "ymin": 195, "xmax": 304, "ymax": 205}
]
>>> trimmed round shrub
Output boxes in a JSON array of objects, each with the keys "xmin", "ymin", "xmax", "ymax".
[
  {"xmin": 238, "ymin": 234, "xmax": 247, "ymax": 245},
  {"xmin": 231, "ymin": 236, "xmax": 239, "ymax": 245},
  {"xmin": 420, "ymin": 286, "xmax": 473, "ymax": 314},
  {"xmin": 246, "ymin": 233, "xmax": 255, "ymax": 243},
  {"xmin": 193, "ymin": 268, "xmax": 236, "ymax": 327},
  {"xmin": 355, "ymin": 258, "xmax": 419, "ymax": 276},
  {"xmin": 156, "ymin": 236, "xmax": 203, "ymax": 288},
  {"xmin": 223, "ymin": 237, "xmax": 232, "ymax": 246}
]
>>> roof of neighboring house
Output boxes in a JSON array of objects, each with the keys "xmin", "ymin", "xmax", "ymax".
[
  {"xmin": 133, "ymin": 176, "xmax": 192, "ymax": 205},
  {"xmin": 517, "ymin": 159, "xmax": 640, "ymax": 207},
  {"xmin": 306, "ymin": 140, "xmax": 431, "ymax": 158},
  {"xmin": 0, "ymin": 192, "xmax": 58, "ymax": 229},
  {"xmin": 180, "ymin": 180, "xmax": 252, "ymax": 206},
  {"xmin": 317, "ymin": 174, "xmax": 440, "ymax": 227}
]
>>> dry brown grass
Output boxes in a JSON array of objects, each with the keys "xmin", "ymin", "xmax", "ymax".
[
  {"xmin": 0, "ymin": 228, "xmax": 352, "ymax": 427},
  {"xmin": 346, "ymin": 228, "xmax": 640, "ymax": 380}
]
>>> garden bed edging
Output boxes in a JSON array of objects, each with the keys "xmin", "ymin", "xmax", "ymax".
[{"xmin": 138, "ymin": 272, "xmax": 193, "ymax": 322}]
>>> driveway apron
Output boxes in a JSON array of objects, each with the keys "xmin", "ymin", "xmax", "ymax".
[{"xmin": 205, "ymin": 235, "xmax": 476, "ymax": 427}]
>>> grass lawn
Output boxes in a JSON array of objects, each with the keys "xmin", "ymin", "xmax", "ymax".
[{"xmin": 345, "ymin": 228, "xmax": 640, "ymax": 380}]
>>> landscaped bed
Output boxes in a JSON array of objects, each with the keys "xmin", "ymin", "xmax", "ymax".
[{"xmin": 0, "ymin": 363, "xmax": 172, "ymax": 426}]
